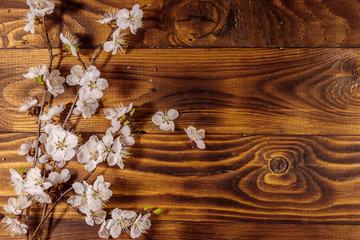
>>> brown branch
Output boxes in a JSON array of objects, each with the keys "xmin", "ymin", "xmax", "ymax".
[
  {"xmin": 90, "ymin": 27, "xmax": 117, "ymax": 66},
  {"xmin": 30, "ymin": 168, "xmax": 97, "ymax": 240}
]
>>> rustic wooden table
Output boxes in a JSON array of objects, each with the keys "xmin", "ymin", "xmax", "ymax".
[{"xmin": 1, "ymin": 0, "xmax": 360, "ymax": 239}]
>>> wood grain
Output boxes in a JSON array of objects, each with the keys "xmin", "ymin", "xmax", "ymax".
[
  {"xmin": 1, "ymin": 48, "xmax": 360, "ymax": 134},
  {"xmin": 2, "ymin": 133, "xmax": 360, "ymax": 225},
  {"xmin": 2, "ymin": 0, "xmax": 360, "ymax": 48}
]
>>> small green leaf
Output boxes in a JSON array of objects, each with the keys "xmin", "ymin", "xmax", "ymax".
[
  {"xmin": 123, "ymin": 120, "xmax": 130, "ymax": 125},
  {"xmin": 154, "ymin": 208, "xmax": 162, "ymax": 214},
  {"xmin": 19, "ymin": 165, "xmax": 25, "ymax": 174},
  {"xmin": 35, "ymin": 76, "xmax": 44, "ymax": 85},
  {"xmin": 130, "ymin": 108, "xmax": 135, "ymax": 115},
  {"xmin": 9, "ymin": 213, "xmax": 15, "ymax": 218},
  {"xmin": 144, "ymin": 205, "xmax": 150, "ymax": 211}
]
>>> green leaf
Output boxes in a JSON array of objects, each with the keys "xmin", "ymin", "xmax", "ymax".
[
  {"xmin": 35, "ymin": 76, "xmax": 44, "ymax": 85},
  {"xmin": 144, "ymin": 205, "xmax": 150, "ymax": 211},
  {"xmin": 154, "ymin": 208, "xmax": 162, "ymax": 214},
  {"xmin": 123, "ymin": 120, "xmax": 130, "ymax": 125},
  {"xmin": 9, "ymin": 213, "xmax": 15, "ymax": 218},
  {"xmin": 130, "ymin": 108, "xmax": 135, "ymax": 115},
  {"xmin": 19, "ymin": 165, "xmax": 25, "ymax": 174}
]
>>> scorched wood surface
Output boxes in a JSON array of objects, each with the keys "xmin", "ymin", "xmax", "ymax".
[{"xmin": 1, "ymin": 0, "xmax": 360, "ymax": 239}]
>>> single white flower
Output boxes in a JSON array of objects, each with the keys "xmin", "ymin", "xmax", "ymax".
[
  {"xmin": 23, "ymin": 64, "xmax": 47, "ymax": 79},
  {"xmin": 67, "ymin": 181, "xmax": 89, "ymax": 213},
  {"xmin": 97, "ymin": 9, "xmax": 119, "ymax": 25},
  {"xmin": 9, "ymin": 169, "xmax": 25, "ymax": 196},
  {"xmin": 104, "ymin": 103, "xmax": 133, "ymax": 126},
  {"xmin": 85, "ymin": 209, "xmax": 106, "ymax": 226},
  {"xmin": 18, "ymin": 140, "xmax": 41, "ymax": 163},
  {"xmin": 2, "ymin": 216, "xmax": 28, "ymax": 237},
  {"xmin": 184, "ymin": 126, "xmax": 206, "ymax": 149},
  {"xmin": 24, "ymin": 167, "xmax": 52, "ymax": 196},
  {"xmin": 106, "ymin": 124, "xmax": 135, "ymax": 146},
  {"xmin": 99, "ymin": 134, "xmax": 126, "ymax": 169},
  {"xmin": 39, "ymin": 102, "xmax": 64, "ymax": 123},
  {"xmin": 24, "ymin": 10, "xmax": 36, "ymax": 34},
  {"xmin": 32, "ymin": 191, "xmax": 51, "ymax": 204},
  {"xmin": 77, "ymin": 136, "xmax": 103, "ymax": 171},
  {"xmin": 85, "ymin": 175, "xmax": 112, "ymax": 212},
  {"xmin": 98, "ymin": 219, "xmax": 113, "ymax": 239},
  {"xmin": 60, "ymin": 32, "xmax": 80, "ymax": 56},
  {"xmin": 4, "ymin": 196, "xmax": 31, "ymax": 216},
  {"xmin": 46, "ymin": 168, "xmax": 71, "ymax": 186},
  {"xmin": 117, "ymin": 4, "xmax": 143, "ymax": 34},
  {"xmin": 44, "ymin": 125, "xmax": 78, "ymax": 161},
  {"xmin": 26, "ymin": 0, "xmax": 55, "ymax": 17},
  {"xmin": 108, "ymin": 209, "xmax": 137, "ymax": 238},
  {"xmin": 104, "ymin": 28, "xmax": 127, "ymax": 55},
  {"xmin": 130, "ymin": 213, "xmax": 151, "ymax": 239},
  {"xmin": 66, "ymin": 65, "xmax": 84, "ymax": 86},
  {"xmin": 73, "ymin": 96, "xmax": 99, "ymax": 119},
  {"xmin": 44, "ymin": 69, "xmax": 65, "ymax": 97},
  {"xmin": 152, "ymin": 109, "xmax": 179, "ymax": 131},
  {"xmin": 78, "ymin": 66, "xmax": 108, "ymax": 100},
  {"xmin": 19, "ymin": 97, "xmax": 38, "ymax": 112}
]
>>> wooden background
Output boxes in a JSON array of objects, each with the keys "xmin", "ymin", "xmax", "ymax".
[{"xmin": 1, "ymin": 0, "xmax": 360, "ymax": 239}]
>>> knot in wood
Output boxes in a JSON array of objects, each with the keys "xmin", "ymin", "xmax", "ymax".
[{"xmin": 269, "ymin": 157, "xmax": 288, "ymax": 174}]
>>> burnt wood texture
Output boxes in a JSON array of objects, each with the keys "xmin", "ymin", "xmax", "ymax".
[{"xmin": 1, "ymin": 0, "xmax": 360, "ymax": 239}]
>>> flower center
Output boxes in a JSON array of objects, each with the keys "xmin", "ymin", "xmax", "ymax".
[
  {"xmin": 57, "ymin": 142, "xmax": 65, "ymax": 150},
  {"xmin": 38, "ymin": 0, "xmax": 46, "ymax": 9},
  {"xmin": 106, "ymin": 147, "xmax": 112, "ymax": 153},
  {"xmin": 89, "ymin": 82, "xmax": 98, "ymax": 90}
]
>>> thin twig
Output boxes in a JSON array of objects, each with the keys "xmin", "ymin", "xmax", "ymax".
[
  {"xmin": 30, "ymin": 168, "xmax": 97, "ymax": 240},
  {"xmin": 62, "ymin": 91, "xmax": 79, "ymax": 128},
  {"xmin": 77, "ymin": 52, "xmax": 87, "ymax": 70},
  {"xmin": 90, "ymin": 27, "xmax": 117, "ymax": 66}
]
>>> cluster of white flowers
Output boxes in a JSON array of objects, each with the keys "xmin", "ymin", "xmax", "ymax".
[
  {"xmin": 66, "ymin": 65, "xmax": 108, "ymax": 118},
  {"xmin": 98, "ymin": 209, "xmax": 151, "ymax": 239},
  {"xmin": 24, "ymin": 0, "xmax": 55, "ymax": 34},
  {"xmin": 23, "ymin": 64, "xmax": 65, "ymax": 97},
  {"xmin": 7, "ymin": 1, "xmax": 157, "ymax": 239},
  {"xmin": 152, "ymin": 109, "xmax": 206, "ymax": 149},
  {"xmin": 98, "ymin": 4, "xmax": 143, "ymax": 55}
]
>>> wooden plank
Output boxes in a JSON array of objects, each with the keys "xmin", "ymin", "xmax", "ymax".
[
  {"xmin": 2, "ymin": 0, "xmax": 360, "ymax": 48},
  {"xmin": 1, "ymin": 48, "xmax": 360, "ymax": 134},
  {"xmin": 2, "ymin": 133, "xmax": 360, "ymax": 224}
]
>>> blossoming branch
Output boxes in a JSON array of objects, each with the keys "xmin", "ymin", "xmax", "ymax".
[{"xmin": 3, "ymin": 1, "xmax": 160, "ymax": 239}]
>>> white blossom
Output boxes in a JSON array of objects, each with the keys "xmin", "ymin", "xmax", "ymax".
[
  {"xmin": 67, "ymin": 181, "xmax": 89, "ymax": 213},
  {"xmin": 19, "ymin": 97, "xmax": 38, "ymax": 112},
  {"xmin": 24, "ymin": 10, "xmax": 36, "ymax": 34},
  {"xmin": 85, "ymin": 209, "xmax": 106, "ymax": 226},
  {"xmin": 117, "ymin": 4, "xmax": 143, "ymax": 34},
  {"xmin": 46, "ymin": 168, "xmax": 71, "ymax": 186},
  {"xmin": 77, "ymin": 136, "xmax": 103, "ymax": 172},
  {"xmin": 44, "ymin": 124, "xmax": 78, "ymax": 161},
  {"xmin": 73, "ymin": 96, "xmax": 99, "ymax": 119},
  {"xmin": 130, "ymin": 213, "xmax": 151, "ymax": 239},
  {"xmin": 9, "ymin": 169, "xmax": 25, "ymax": 196},
  {"xmin": 106, "ymin": 124, "xmax": 135, "ymax": 146},
  {"xmin": 104, "ymin": 28, "xmax": 127, "ymax": 55},
  {"xmin": 44, "ymin": 69, "xmax": 65, "ymax": 97},
  {"xmin": 152, "ymin": 109, "xmax": 179, "ymax": 131},
  {"xmin": 108, "ymin": 209, "xmax": 137, "ymax": 238},
  {"xmin": 18, "ymin": 140, "xmax": 40, "ymax": 163},
  {"xmin": 86, "ymin": 175, "xmax": 112, "ymax": 212},
  {"xmin": 39, "ymin": 102, "xmax": 64, "ymax": 123},
  {"xmin": 2, "ymin": 216, "xmax": 28, "ymax": 237},
  {"xmin": 24, "ymin": 167, "xmax": 52, "ymax": 196},
  {"xmin": 104, "ymin": 103, "xmax": 133, "ymax": 126},
  {"xmin": 4, "ymin": 196, "xmax": 31, "ymax": 216},
  {"xmin": 98, "ymin": 219, "xmax": 113, "ymax": 239},
  {"xmin": 60, "ymin": 32, "xmax": 80, "ymax": 56},
  {"xmin": 23, "ymin": 64, "xmax": 47, "ymax": 79},
  {"xmin": 32, "ymin": 192, "xmax": 51, "ymax": 204},
  {"xmin": 99, "ymin": 134, "xmax": 125, "ymax": 169},
  {"xmin": 78, "ymin": 66, "xmax": 108, "ymax": 100},
  {"xmin": 97, "ymin": 9, "xmax": 119, "ymax": 25},
  {"xmin": 184, "ymin": 126, "xmax": 206, "ymax": 149},
  {"xmin": 26, "ymin": 0, "xmax": 55, "ymax": 17},
  {"xmin": 66, "ymin": 65, "xmax": 84, "ymax": 86}
]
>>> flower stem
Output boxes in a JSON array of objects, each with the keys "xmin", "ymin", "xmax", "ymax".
[
  {"xmin": 62, "ymin": 91, "xmax": 79, "ymax": 128},
  {"xmin": 90, "ymin": 27, "xmax": 117, "ymax": 66},
  {"xmin": 30, "ymin": 168, "xmax": 97, "ymax": 240}
]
